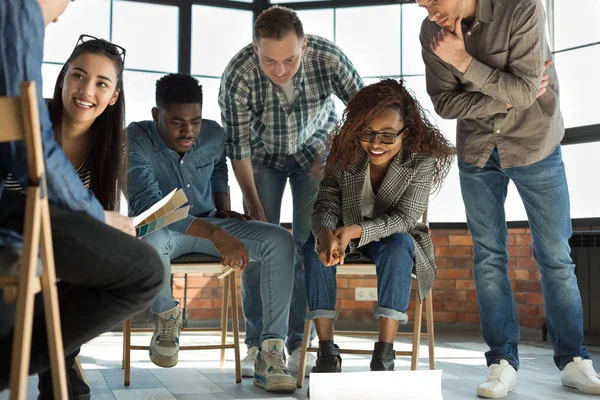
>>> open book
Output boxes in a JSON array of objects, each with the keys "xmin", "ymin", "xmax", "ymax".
[{"xmin": 133, "ymin": 189, "xmax": 190, "ymax": 238}]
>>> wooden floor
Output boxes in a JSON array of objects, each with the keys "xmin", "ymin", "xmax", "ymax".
[{"xmin": 1, "ymin": 329, "xmax": 598, "ymax": 399}]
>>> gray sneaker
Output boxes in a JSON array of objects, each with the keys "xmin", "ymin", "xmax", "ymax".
[
  {"xmin": 149, "ymin": 306, "xmax": 182, "ymax": 368},
  {"xmin": 253, "ymin": 339, "xmax": 296, "ymax": 393}
]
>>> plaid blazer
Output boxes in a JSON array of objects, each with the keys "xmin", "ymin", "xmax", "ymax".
[{"xmin": 312, "ymin": 148, "xmax": 436, "ymax": 301}]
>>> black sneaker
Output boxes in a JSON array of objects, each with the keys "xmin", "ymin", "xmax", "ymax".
[
  {"xmin": 370, "ymin": 341, "xmax": 395, "ymax": 371},
  {"xmin": 38, "ymin": 361, "xmax": 90, "ymax": 400},
  {"xmin": 313, "ymin": 341, "xmax": 342, "ymax": 373}
]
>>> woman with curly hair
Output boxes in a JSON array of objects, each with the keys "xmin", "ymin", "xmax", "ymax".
[{"xmin": 303, "ymin": 78, "xmax": 454, "ymax": 373}]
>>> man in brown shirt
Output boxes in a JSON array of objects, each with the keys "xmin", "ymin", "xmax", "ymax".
[{"xmin": 418, "ymin": 0, "xmax": 600, "ymax": 398}]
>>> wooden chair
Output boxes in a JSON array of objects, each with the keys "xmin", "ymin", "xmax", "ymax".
[
  {"xmin": 296, "ymin": 208, "xmax": 436, "ymax": 389},
  {"xmin": 122, "ymin": 254, "xmax": 241, "ymax": 385},
  {"xmin": 0, "ymin": 82, "xmax": 68, "ymax": 400}
]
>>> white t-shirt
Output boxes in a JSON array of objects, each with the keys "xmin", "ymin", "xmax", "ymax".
[
  {"xmin": 361, "ymin": 164, "xmax": 376, "ymax": 219},
  {"xmin": 277, "ymin": 80, "xmax": 295, "ymax": 104}
]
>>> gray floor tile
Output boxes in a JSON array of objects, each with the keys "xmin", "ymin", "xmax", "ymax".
[{"xmin": 112, "ymin": 388, "xmax": 177, "ymax": 400}]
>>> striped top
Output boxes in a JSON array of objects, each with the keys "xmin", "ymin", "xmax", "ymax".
[{"xmin": 5, "ymin": 155, "xmax": 92, "ymax": 191}]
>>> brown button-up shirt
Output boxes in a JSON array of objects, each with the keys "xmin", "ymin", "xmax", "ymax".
[{"xmin": 420, "ymin": 0, "xmax": 564, "ymax": 168}]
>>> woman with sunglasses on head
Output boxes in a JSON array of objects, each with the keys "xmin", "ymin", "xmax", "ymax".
[
  {"xmin": 304, "ymin": 79, "xmax": 454, "ymax": 375},
  {"xmin": 38, "ymin": 34, "xmax": 127, "ymax": 400}
]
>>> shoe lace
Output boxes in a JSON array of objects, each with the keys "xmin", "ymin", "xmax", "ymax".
[
  {"xmin": 487, "ymin": 364, "xmax": 505, "ymax": 381},
  {"xmin": 157, "ymin": 316, "xmax": 180, "ymax": 343},
  {"xmin": 263, "ymin": 349, "xmax": 288, "ymax": 373},
  {"xmin": 242, "ymin": 347, "xmax": 259, "ymax": 363},
  {"xmin": 575, "ymin": 359, "xmax": 600, "ymax": 378}
]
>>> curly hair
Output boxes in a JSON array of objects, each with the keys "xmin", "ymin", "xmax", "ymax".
[{"xmin": 322, "ymin": 78, "xmax": 455, "ymax": 193}]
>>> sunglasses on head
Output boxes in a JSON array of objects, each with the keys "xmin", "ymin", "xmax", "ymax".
[{"xmin": 75, "ymin": 34, "xmax": 127, "ymax": 64}]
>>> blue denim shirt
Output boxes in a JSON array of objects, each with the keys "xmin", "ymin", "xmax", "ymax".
[
  {"xmin": 0, "ymin": 0, "xmax": 105, "ymax": 249},
  {"xmin": 127, "ymin": 120, "xmax": 229, "ymax": 234}
]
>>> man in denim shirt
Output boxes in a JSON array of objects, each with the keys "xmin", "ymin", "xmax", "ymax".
[
  {"xmin": 0, "ymin": 0, "xmax": 163, "ymax": 395},
  {"xmin": 128, "ymin": 73, "xmax": 297, "ymax": 394}
]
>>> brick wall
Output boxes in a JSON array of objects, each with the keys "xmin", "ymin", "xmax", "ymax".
[{"xmin": 173, "ymin": 228, "xmax": 545, "ymax": 329}]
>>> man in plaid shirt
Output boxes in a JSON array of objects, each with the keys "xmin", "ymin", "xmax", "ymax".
[{"xmin": 219, "ymin": 5, "xmax": 364, "ymax": 378}]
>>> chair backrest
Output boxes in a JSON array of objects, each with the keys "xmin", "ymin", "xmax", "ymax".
[{"xmin": 0, "ymin": 81, "xmax": 45, "ymax": 188}]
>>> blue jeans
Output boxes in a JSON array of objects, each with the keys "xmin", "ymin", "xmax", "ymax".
[
  {"xmin": 304, "ymin": 233, "xmax": 414, "ymax": 323},
  {"xmin": 458, "ymin": 146, "xmax": 589, "ymax": 371},
  {"xmin": 143, "ymin": 218, "xmax": 295, "ymax": 344},
  {"xmin": 243, "ymin": 157, "xmax": 319, "ymax": 353}
]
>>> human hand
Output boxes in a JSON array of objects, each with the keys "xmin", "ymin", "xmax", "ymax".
[
  {"xmin": 104, "ymin": 211, "xmax": 135, "ymax": 236},
  {"xmin": 430, "ymin": 18, "xmax": 473, "ymax": 73},
  {"xmin": 212, "ymin": 228, "xmax": 249, "ymax": 270},
  {"xmin": 536, "ymin": 59, "xmax": 552, "ymax": 99},
  {"xmin": 507, "ymin": 59, "xmax": 552, "ymax": 109},
  {"xmin": 215, "ymin": 210, "xmax": 254, "ymax": 221},
  {"xmin": 247, "ymin": 203, "xmax": 268, "ymax": 222},
  {"xmin": 317, "ymin": 228, "xmax": 342, "ymax": 267},
  {"xmin": 332, "ymin": 225, "xmax": 362, "ymax": 265}
]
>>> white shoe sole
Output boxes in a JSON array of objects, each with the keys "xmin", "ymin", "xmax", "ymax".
[
  {"xmin": 241, "ymin": 366, "xmax": 254, "ymax": 378},
  {"xmin": 562, "ymin": 380, "xmax": 600, "ymax": 395},
  {"xmin": 149, "ymin": 351, "xmax": 178, "ymax": 368},
  {"xmin": 253, "ymin": 378, "xmax": 296, "ymax": 393},
  {"xmin": 476, "ymin": 384, "xmax": 515, "ymax": 399}
]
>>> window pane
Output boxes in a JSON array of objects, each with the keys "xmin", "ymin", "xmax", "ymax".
[
  {"xmin": 296, "ymin": 9, "xmax": 334, "ymax": 42},
  {"xmin": 112, "ymin": 1, "xmax": 179, "ymax": 72},
  {"xmin": 336, "ymin": 5, "xmax": 401, "ymax": 77},
  {"xmin": 122, "ymin": 71, "xmax": 165, "ymax": 125},
  {"xmin": 195, "ymin": 77, "xmax": 222, "ymax": 123},
  {"xmin": 44, "ymin": 0, "xmax": 111, "ymax": 63},
  {"xmin": 555, "ymin": 45, "xmax": 600, "ymax": 128},
  {"xmin": 41, "ymin": 64, "xmax": 64, "ymax": 100},
  {"xmin": 191, "ymin": 6, "xmax": 252, "ymax": 77},
  {"xmin": 402, "ymin": 3, "xmax": 427, "ymax": 76},
  {"xmin": 271, "ymin": 0, "xmax": 328, "ymax": 3},
  {"xmin": 555, "ymin": 0, "xmax": 600, "ymax": 51},
  {"xmin": 563, "ymin": 142, "xmax": 600, "ymax": 219}
]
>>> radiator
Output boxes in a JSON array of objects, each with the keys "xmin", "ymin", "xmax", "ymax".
[{"xmin": 571, "ymin": 231, "xmax": 600, "ymax": 335}]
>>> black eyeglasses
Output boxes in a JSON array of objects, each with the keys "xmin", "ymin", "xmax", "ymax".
[
  {"xmin": 358, "ymin": 125, "xmax": 408, "ymax": 144},
  {"xmin": 75, "ymin": 34, "xmax": 127, "ymax": 63}
]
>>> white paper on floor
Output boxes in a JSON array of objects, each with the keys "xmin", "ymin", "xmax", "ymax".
[
  {"xmin": 309, "ymin": 369, "xmax": 443, "ymax": 400},
  {"xmin": 237, "ymin": 398, "xmax": 297, "ymax": 400}
]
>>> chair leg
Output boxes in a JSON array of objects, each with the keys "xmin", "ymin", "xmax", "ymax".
[
  {"xmin": 123, "ymin": 318, "xmax": 132, "ymax": 386},
  {"xmin": 425, "ymin": 289, "xmax": 435, "ymax": 370},
  {"xmin": 410, "ymin": 291, "xmax": 424, "ymax": 371},
  {"xmin": 296, "ymin": 319, "xmax": 313, "ymax": 388},
  {"xmin": 229, "ymin": 274, "xmax": 242, "ymax": 383},
  {"xmin": 9, "ymin": 279, "xmax": 37, "ymax": 400},
  {"xmin": 73, "ymin": 356, "xmax": 89, "ymax": 386},
  {"xmin": 220, "ymin": 273, "xmax": 230, "ymax": 367},
  {"xmin": 9, "ymin": 193, "xmax": 54, "ymax": 400},
  {"xmin": 39, "ymin": 200, "xmax": 68, "ymax": 400}
]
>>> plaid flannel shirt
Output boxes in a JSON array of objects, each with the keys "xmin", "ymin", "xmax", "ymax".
[{"xmin": 218, "ymin": 35, "xmax": 364, "ymax": 170}]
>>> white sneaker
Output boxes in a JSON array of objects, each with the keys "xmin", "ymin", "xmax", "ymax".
[
  {"xmin": 477, "ymin": 359, "xmax": 517, "ymax": 399},
  {"xmin": 149, "ymin": 306, "xmax": 182, "ymax": 368},
  {"xmin": 241, "ymin": 346, "xmax": 259, "ymax": 378},
  {"xmin": 253, "ymin": 339, "xmax": 296, "ymax": 393},
  {"xmin": 287, "ymin": 347, "xmax": 316, "ymax": 377},
  {"xmin": 561, "ymin": 357, "xmax": 600, "ymax": 394}
]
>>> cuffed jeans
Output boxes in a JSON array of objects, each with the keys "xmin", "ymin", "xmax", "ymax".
[
  {"xmin": 304, "ymin": 233, "xmax": 414, "ymax": 323},
  {"xmin": 143, "ymin": 218, "xmax": 295, "ymax": 344},
  {"xmin": 0, "ymin": 193, "xmax": 164, "ymax": 390},
  {"xmin": 243, "ymin": 157, "xmax": 319, "ymax": 353},
  {"xmin": 458, "ymin": 146, "xmax": 589, "ymax": 371}
]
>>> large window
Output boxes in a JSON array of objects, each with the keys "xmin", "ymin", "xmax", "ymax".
[{"xmin": 42, "ymin": 0, "xmax": 600, "ymax": 223}]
